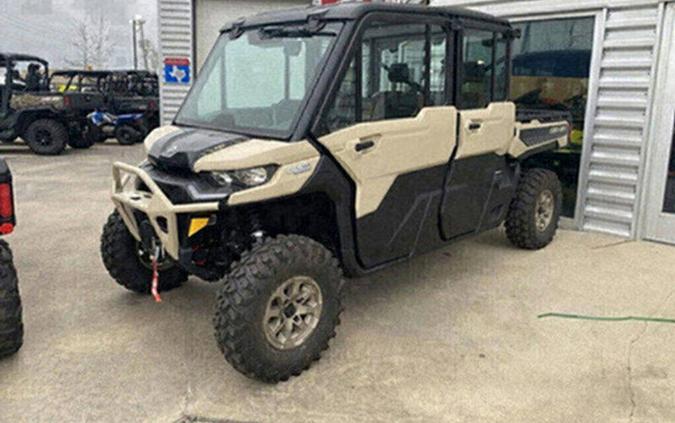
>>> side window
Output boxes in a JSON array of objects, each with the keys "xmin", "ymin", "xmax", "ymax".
[
  {"xmin": 320, "ymin": 59, "xmax": 357, "ymax": 133},
  {"xmin": 460, "ymin": 30, "xmax": 494, "ymax": 109},
  {"xmin": 494, "ymin": 33, "xmax": 509, "ymax": 102},
  {"xmin": 319, "ymin": 20, "xmax": 448, "ymax": 134},
  {"xmin": 362, "ymin": 23, "xmax": 427, "ymax": 122}
]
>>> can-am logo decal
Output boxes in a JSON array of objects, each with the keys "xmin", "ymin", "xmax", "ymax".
[{"xmin": 288, "ymin": 162, "xmax": 312, "ymax": 175}]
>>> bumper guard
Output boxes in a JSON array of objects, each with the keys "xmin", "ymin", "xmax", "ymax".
[{"xmin": 111, "ymin": 162, "xmax": 219, "ymax": 260}]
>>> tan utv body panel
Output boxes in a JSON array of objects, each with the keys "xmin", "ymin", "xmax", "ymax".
[
  {"xmin": 456, "ymin": 102, "xmax": 516, "ymax": 159},
  {"xmin": 144, "ymin": 125, "xmax": 183, "ymax": 153},
  {"xmin": 192, "ymin": 139, "xmax": 321, "ymax": 206},
  {"xmin": 193, "ymin": 139, "xmax": 319, "ymax": 172},
  {"xmin": 318, "ymin": 106, "xmax": 458, "ymax": 218},
  {"xmin": 456, "ymin": 102, "xmax": 568, "ymax": 160},
  {"xmin": 510, "ymin": 119, "xmax": 569, "ymax": 157}
]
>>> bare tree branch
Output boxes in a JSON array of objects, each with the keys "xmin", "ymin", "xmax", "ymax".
[{"xmin": 66, "ymin": 15, "xmax": 113, "ymax": 69}]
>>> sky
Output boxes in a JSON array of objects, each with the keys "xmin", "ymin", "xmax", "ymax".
[{"xmin": 0, "ymin": 0, "xmax": 158, "ymax": 70}]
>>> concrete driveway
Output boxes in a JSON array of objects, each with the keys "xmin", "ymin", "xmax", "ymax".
[{"xmin": 1, "ymin": 142, "xmax": 674, "ymax": 423}]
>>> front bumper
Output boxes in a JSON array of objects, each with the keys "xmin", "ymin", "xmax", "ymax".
[{"xmin": 111, "ymin": 162, "xmax": 220, "ymax": 260}]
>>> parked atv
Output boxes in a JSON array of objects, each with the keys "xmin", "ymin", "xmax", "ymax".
[
  {"xmin": 0, "ymin": 53, "xmax": 103, "ymax": 155},
  {"xmin": 0, "ymin": 158, "xmax": 22, "ymax": 358},
  {"xmin": 101, "ymin": 3, "xmax": 570, "ymax": 383},
  {"xmin": 88, "ymin": 111, "xmax": 148, "ymax": 145}
]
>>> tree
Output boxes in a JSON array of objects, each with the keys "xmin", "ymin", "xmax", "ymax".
[{"xmin": 66, "ymin": 16, "xmax": 113, "ymax": 69}]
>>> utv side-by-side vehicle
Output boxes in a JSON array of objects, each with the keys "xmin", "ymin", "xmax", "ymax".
[
  {"xmin": 101, "ymin": 3, "xmax": 570, "ymax": 383},
  {"xmin": 50, "ymin": 69, "xmax": 160, "ymax": 145},
  {"xmin": 0, "ymin": 53, "xmax": 104, "ymax": 155},
  {"xmin": 0, "ymin": 158, "xmax": 22, "ymax": 358}
]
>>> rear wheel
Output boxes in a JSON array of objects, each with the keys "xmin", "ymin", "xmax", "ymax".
[
  {"xmin": 24, "ymin": 119, "xmax": 67, "ymax": 155},
  {"xmin": 505, "ymin": 168, "xmax": 562, "ymax": 250},
  {"xmin": 100, "ymin": 211, "xmax": 186, "ymax": 294},
  {"xmin": 0, "ymin": 240, "xmax": 23, "ymax": 358},
  {"xmin": 213, "ymin": 235, "xmax": 344, "ymax": 383}
]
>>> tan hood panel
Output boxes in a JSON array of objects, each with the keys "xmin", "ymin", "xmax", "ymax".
[{"xmin": 193, "ymin": 139, "xmax": 319, "ymax": 172}]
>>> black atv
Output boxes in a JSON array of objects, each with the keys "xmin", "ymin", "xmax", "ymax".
[
  {"xmin": 0, "ymin": 158, "xmax": 22, "ymax": 358},
  {"xmin": 0, "ymin": 53, "xmax": 104, "ymax": 155}
]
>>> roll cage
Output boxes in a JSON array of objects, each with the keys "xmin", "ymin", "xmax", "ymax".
[{"xmin": 0, "ymin": 53, "xmax": 50, "ymax": 116}]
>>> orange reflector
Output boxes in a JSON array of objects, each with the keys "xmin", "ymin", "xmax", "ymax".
[{"xmin": 188, "ymin": 218, "xmax": 209, "ymax": 237}]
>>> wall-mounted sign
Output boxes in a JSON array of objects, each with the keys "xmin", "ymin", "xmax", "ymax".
[{"xmin": 163, "ymin": 57, "xmax": 191, "ymax": 85}]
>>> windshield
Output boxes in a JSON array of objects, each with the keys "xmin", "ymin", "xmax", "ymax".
[{"xmin": 175, "ymin": 23, "xmax": 343, "ymax": 138}]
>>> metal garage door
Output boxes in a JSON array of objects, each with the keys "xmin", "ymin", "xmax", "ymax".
[{"xmin": 195, "ymin": 0, "xmax": 310, "ymax": 70}]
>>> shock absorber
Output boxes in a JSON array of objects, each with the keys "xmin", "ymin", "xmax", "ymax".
[{"xmin": 248, "ymin": 208, "xmax": 265, "ymax": 243}]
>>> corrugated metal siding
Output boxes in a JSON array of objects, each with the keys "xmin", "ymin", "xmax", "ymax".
[
  {"xmin": 583, "ymin": 5, "xmax": 660, "ymax": 237},
  {"xmin": 432, "ymin": 0, "xmax": 663, "ymax": 238},
  {"xmin": 158, "ymin": 0, "xmax": 193, "ymax": 124}
]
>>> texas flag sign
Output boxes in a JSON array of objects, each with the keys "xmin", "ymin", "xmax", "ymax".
[{"xmin": 164, "ymin": 57, "xmax": 191, "ymax": 85}]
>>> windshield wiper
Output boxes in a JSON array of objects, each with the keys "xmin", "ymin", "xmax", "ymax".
[{"xmin": 259, "ymin": 23, "xmax": 327, "ymax": 39}]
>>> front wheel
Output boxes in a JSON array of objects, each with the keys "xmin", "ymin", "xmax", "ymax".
[
  {"xmin": 100, "ymin": 211, "xmax": 186, "ymax": 294},
  {"xmin": 24, "ymin": 119, "xmax": 67, "ymax": 155},
  {"xmin": 214, "ymin": 235, "xmax": 344, "ymax": 383},
  {"xmin": 115, "ymin": 125, "xmax": 142, "ymax": 146},
  {"xmin": 505, "ymin": 168, "xmax": 562, "ymax": 250},
  {"xmin": 67, "ymin": 130, "xmax": 95, "ymax": 149},
  {"xmin": 0, "ymin": 240, "xmax": 23, "ymax": 358}
]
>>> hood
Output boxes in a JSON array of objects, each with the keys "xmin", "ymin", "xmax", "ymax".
[{"xmin": 145, "ymin": 126, "xmax": 248, "ymax": 170}]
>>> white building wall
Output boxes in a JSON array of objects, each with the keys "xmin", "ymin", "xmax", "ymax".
[
  {"xmin": 158, "ymin": 0, "xmax": 193, "ymax": 124},
  {"xmin": 432, "ymin": 0, "xmax": 665, "ymax": 238}
]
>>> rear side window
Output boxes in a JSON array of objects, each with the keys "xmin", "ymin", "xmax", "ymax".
[
  {"xmin": 459, "ymin": 29, "xmax": 511, "ymax": 108},
  {"xmin": 460, "ymin": 30, "xmax": 494, "ymax": 109}
]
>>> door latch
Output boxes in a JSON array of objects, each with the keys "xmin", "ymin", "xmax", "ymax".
[{"xmin": 355, "ymin": 140, "xmax": 375, "ymax": 152}]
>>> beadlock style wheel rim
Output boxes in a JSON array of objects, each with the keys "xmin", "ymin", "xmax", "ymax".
[
  {"xmin": 263, "ymin": 276, "xmax": 323, "ymax": 350},
  {"xmin": 535, "ymin": 190, "xmax": 555, "ymax": 232}
]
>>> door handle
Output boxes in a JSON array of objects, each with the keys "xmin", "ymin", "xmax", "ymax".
[
  {"xmin": 355, "ymin": 140, "xmax": 375, "ymax": 152},
  {"xmin": 468, "ymin": 122, "xmax": 482, "ymax": 131}
]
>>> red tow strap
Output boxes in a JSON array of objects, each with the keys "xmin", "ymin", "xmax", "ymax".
[{"xmin": 151, "ymin": 255, "xmax": 162, "ymax": 303}]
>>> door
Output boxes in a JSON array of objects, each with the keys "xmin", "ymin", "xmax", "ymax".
[
  {"xmin": 316, "ymin": 17, "xmax": 456, "ymax": 268},
  {"xmin": 645, "ymin": 5, "xmax": 675, "ymax": 243},
  {"xmin": 440, "ymin": 28, "xmax": 518, "ymax": 239}
]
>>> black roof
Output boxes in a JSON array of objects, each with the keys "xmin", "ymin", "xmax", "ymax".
[
  {"xmin": 221, "ymin": 3, "xmax": 510, "ymax": 32},
  {"xmin": 0, "ymin": 53, "xmax": 48, "ymax": 67},
  {"xmin": 51, "ymin": 70, "xmax": 112, "ymax": 77},
  {"xmin": 50, "ymin": 69, "xmax": 158, "ymax": 78}
]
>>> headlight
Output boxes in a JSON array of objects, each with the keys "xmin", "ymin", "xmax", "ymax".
[
  {"xmin": 232, "ymin": 167, "xmax": 270, "ymax": 187},
  {"xmin": 209, "ymin": 166, "xmax": 276, "ymax": 188}
]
